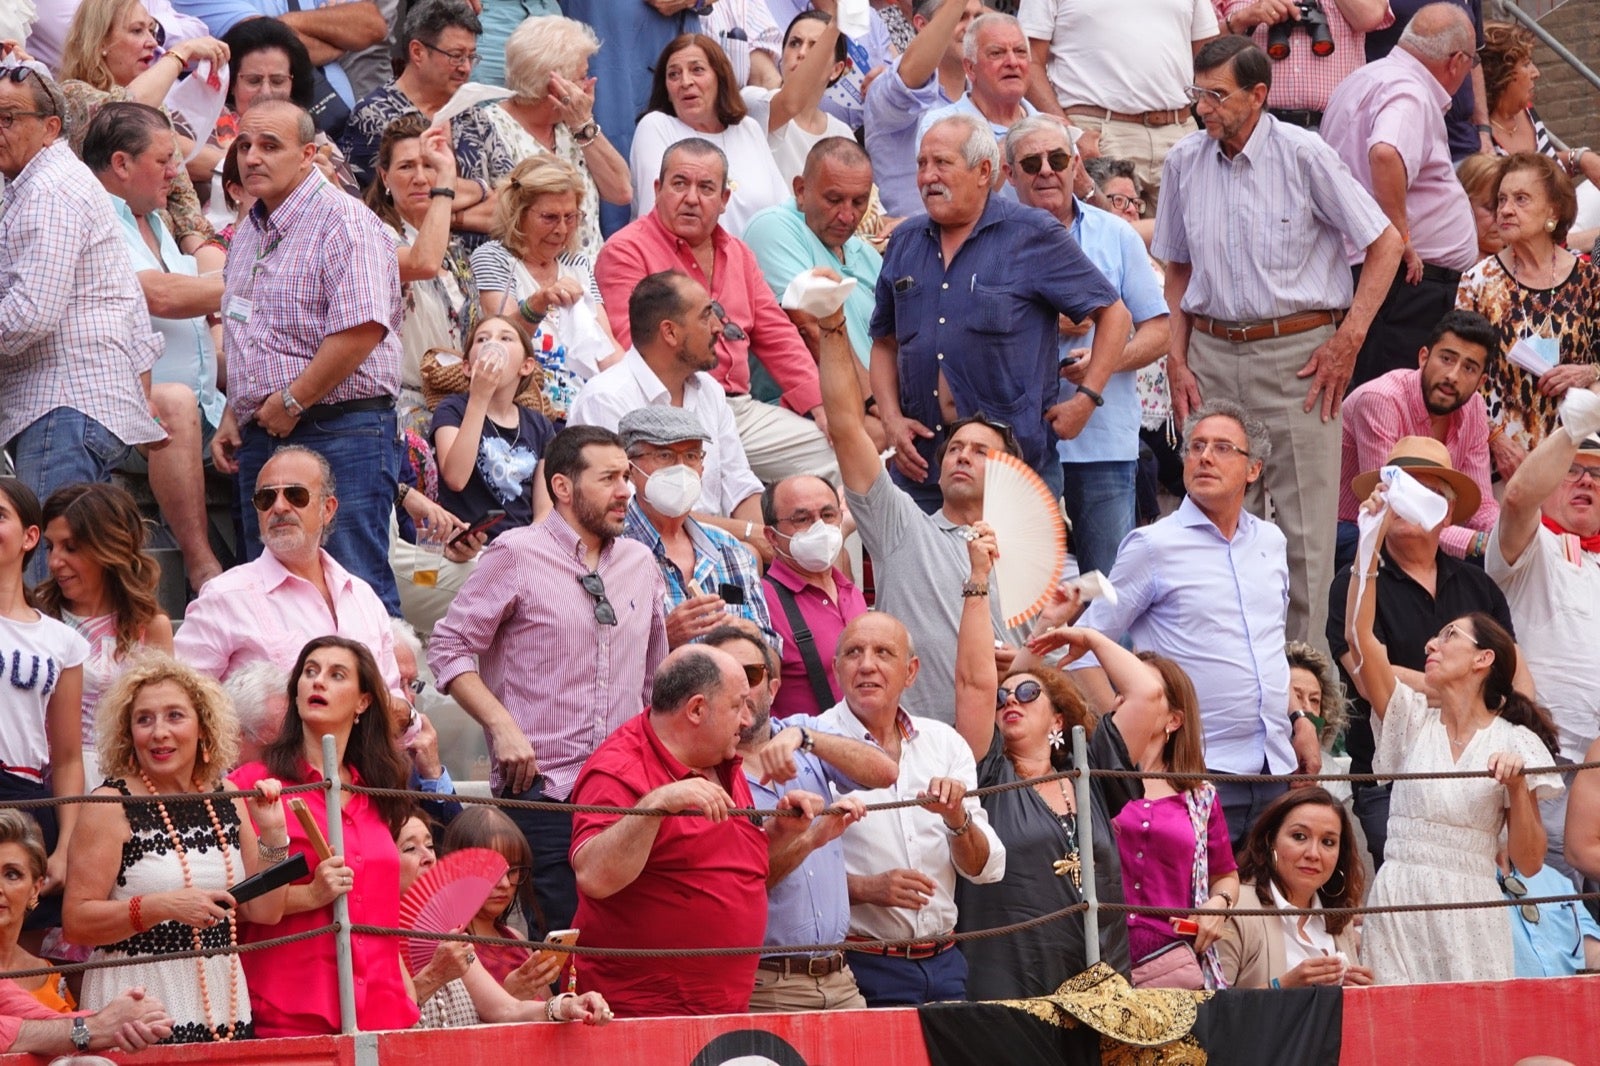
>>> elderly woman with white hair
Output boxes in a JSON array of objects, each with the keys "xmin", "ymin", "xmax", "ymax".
[
  {"xmin": 483, "ymin": 15, "xmax": 631, "ymax": 265},
  {"xmin": 221, "ymin": 661, "xmax": 289, "ymax": 769}
]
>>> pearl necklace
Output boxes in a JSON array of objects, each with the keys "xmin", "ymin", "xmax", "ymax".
[{"xmin": 138, "ymin": 770, "xmax": 240, "ymax": 1042}]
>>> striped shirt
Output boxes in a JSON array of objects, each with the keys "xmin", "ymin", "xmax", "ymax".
[
  {"xmin": 221, "ymin": 170, "xmax": 403, "ymax": 423},
  {"xmin": 428, "ymin": 511, "xmax": 669, "ymax": 798},
  {"xmin": 1152, "ymin": 115, "xmax": 1390, "ymax": 321},
  {"xmin": 0, "ymin": 141, "xmax": 163, "ymax": 448}
]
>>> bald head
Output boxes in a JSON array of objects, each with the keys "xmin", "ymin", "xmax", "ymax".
[
  {"xmin": 249, "ymin": 99, "xmax": 316, "ymax": 146},
  {"xmin": 1399, "ymin": 3, "xmax": 1475, "ymax": 66}
]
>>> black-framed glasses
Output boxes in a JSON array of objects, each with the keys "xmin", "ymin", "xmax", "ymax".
[
  {"xmin": 1501, "ymin": 871, "xmax": 1540, "ymax": 924},
  {"xmin": 503, "ymin": 864, "xmax": 531, "ymax": 887},
  {"xmin": 709, "ymin": 301, "xmax": 747, "ymax": 342},
  {"xmin": 996, "ymin": 679, "xmax": 1044, "ymax": 709},
  {"xmin": 421, "ymin": 40, "xmax": 479, "ymax": 68},
  {"xmin": 251, "ymin": 484, "xmax": 314, "ymax": 511},
  {"xmin": 740, "ymin": 662, "xmax": 766, "ymax": 687},
  {"xmin": 406, "ymin": 678, "xmax": 427, "ymax": 696},
  {"xmin": 1108, "ymin": 192, "xmax": 1146, "ymax": 214},
  {"xmin": 579, "ymin": 571, "xmax": 617, "ymax": 626},
  {"xmin": 1563, "ymin": 462, "xmax": 1600, "ymax": 485},
  {"xmin": 1017, "ymin": 149, "xmax": 1071, "ymax": 176}
]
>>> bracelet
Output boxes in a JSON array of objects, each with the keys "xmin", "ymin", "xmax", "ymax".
[
  {"xmin": 1075, "ymin": 384, "xmax": 1105, "ymax": 408},
  {"xmin": 864, "ymin": 395, "xmax": 879, "ymax": 416},
  {"xmin": 129, "ymin": 895, "xmax": 146, "ymax": 933},
  {"xmin": 429, "ymin": 186, "xmax": 457, "ymax": 199},
  {"xmin": 163, "ymin": 50, "xmax": 186, "ymax": 70},
  {"xmin": 945, "ymin": 810, "xmax": 972, "ymax": 837},
  {"xmin": 1475, "ymin": 123, "xmax": 1493, "ymax": 137},
  {"xmin": 960, "ymin": 580, "xmax": 989, "ymax": 598},
  {"xmin": 819, "ymin": 321, "xmax": 847, "ymax": 338},
  {"xmin": 395, "ymin": 482, "xmax": 411, "ymax": 507},
  {"xmin": 1211, "ymin": 889, "xmax": 1235, "ymax": 908},
  {"xmin": 1288, "ymin": 710, "xmax": 1312, "ymax": 730},
  {"xmin": 1270, "ymin": 977, "xmax": 1282, "ymax": 989},
  {"xmin": 258, "ymin": 841, "xmax": 290, "ymax": 864},
  {"xmin": 546, "ymin": 991, "xmax": 575, "ymax": 1022},
  {"xmin": 744, "ymin": 520, "xmax": 755, "ymax": 538},
  {"xmin": 518, "ymin": 296, "xmax": 546, "ymax": 326}
]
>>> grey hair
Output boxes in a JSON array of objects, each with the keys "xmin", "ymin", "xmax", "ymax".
[
  {"xmin": 504, "ymin": 15, "xmax": 600, "ymax": 102},
  {"xmin": 401, "ymin": 0, "xmax": 482, "ymax": 48},
  {"xmin": 923, "ymin": 112, "xmax": 999, "ymax": 172},
  {"xmin": 1003, "ymin": 113, "xmax": 1073, "ymax": 166},
  {"xmin": 962, "ymin": 12, "xmax": 1022, "ymax": 64},
  {"xmin": 261, "ymin": 444, "xmax": 338, "ymax": 500},
  {"xmin": 659, "ymin": 136, "xmax": 730, "ymax": 189},
  {"xmin": 911, "ymin": 0, "xmax": 948, "ymax": 21},
  {"xmin": 390, "ymin": 617, "xmax": 424, "ymax": 667},
  {"xmin": 223, "ymin": 660, "xmax": 290, "ymax": 748},
  {"xmin": 1285, "ymin": 641, "xmax": 1349, "ymax": 743},
  {"xmin": 1398, "ymin": 2, "xmax": 1476, "ymax": 62},
  {"xmin": 1182, "ymin": 399, "xmax": 1271, "ymax": 464},
  {"xmin": 1084, "ymin": 155, "xmax": 1142, "ymax": 193}
]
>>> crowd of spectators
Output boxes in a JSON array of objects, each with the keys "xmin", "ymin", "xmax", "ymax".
[{"xmin": 2, "ymin": 0, "xmax": 1600, "ymax": 1050}]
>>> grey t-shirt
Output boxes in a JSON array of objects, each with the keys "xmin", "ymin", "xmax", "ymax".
[{"xmin": 845, "ymin": 469, "xmax": 1004, "ymax": 723}]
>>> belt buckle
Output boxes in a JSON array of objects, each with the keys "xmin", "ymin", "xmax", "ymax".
[
  {"xmin": 1224, "ymin": 324, "xmax": 1254, "ymax": 344},
  {"xmin": 806, "ymin": 955, "xmax": 833, "ymax": 977}
]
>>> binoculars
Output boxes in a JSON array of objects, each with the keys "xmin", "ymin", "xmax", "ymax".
[{"xmin": 1267, "ymin": 0, "xmax": 1335, "ymax": 59}]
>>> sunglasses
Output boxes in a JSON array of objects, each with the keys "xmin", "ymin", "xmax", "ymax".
[
  {"xmin": 251, "ymin": 484, "xmax": 313, "ymax": 511},
  {"xmin": 1501, "ymin": 872, "xmax": 1540, "ymax": 924},
  {"xmin": 710, "ymin": 300, "xmax": 747, "ymax": 342},
  {"xmin": 996, "ymin": 679, "xmax": 1044, "ymax": 709},
  {"xmin": 741, "ymin": 662, "xmax": 767, "ymax": 687},
  {"xmin": 579, "ymin": 571, "xmax": 618, "ymax": 626},
  {"xmin": 1016, "ymin": 149, "xmax": 1072, "ymax": 176}
]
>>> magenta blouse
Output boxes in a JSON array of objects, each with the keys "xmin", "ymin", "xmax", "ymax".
[{"xmin": 1112, "ymin": 790, "xmax": 1237, "ymax": 962}]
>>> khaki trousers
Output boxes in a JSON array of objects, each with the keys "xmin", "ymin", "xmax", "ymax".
[
  {"xmin": 727, "ymin": 394, "xmax": 841, "ymax": 487},
  {"xmin": 747, "ymin": 962, "xmax": 868, "ymax": 1012},
  {"xmin": 1067, "ymin": 113, "xmax": 1198, "ymax": 209}
]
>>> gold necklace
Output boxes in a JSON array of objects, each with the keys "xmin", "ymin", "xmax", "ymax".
[{"xmin": 1050, "ymin": 775, "xmax": 1082, "ymax": 889}]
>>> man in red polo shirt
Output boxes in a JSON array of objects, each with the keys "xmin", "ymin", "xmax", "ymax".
[{"xmin": 569, "ymin": 645, "xmax": 825, "ymax": 1017}]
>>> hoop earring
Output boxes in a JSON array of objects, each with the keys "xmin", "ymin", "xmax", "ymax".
[{"xmin": 1323, "ymin": 867, "xmax": 1346, "ymax": 897}]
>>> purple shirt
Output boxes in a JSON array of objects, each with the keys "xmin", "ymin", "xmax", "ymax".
[
  {"xmin": 1320, "ymin": 47, "xmax": 1477, "ymax": 270},
  {"xmin": 1113, "ymin": 789, "xmax": 1236, "ymax": 958},
  {"xmin": 761, "ymin": 558, "xmax": 868, "ymax": 720},
  {"xmin": 428, "ymin": 512, "xmax": 669, "ymax": 798}
]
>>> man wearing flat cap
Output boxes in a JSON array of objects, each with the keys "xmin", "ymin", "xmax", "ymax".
[
  {"xmin": 1328, "ymin": 435, "xmax": 1530, "ymax": 868},
  {"xmin": 618, "ymin": 407, "xmax": 781, "ymax": 651}
]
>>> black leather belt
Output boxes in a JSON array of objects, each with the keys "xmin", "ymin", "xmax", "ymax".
[
  {"xmin": 300, "ymin": 395, "xmax": 395, "ymax": 421},
  {"xmin": 1270, "ymin": 108, "xmax": 1324, "ymax": 128}
]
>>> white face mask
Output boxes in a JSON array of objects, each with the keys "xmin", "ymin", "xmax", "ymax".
[
  {"xmin": 785, "ymin": 519, "xmax": 843, "ymax": 572},
  {"xmin": 642, "ymin": 463, "xmax": 701, "ymax": 518}
]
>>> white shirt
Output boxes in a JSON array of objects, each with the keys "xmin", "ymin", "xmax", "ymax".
[
  {"xmin": 566, "ymin": 348, "xmax": 765, "ymax": 517},
  {"xmin": 1487, "ymin": 522, "xmax": 1600, "ymax": 762},
  {"xmin": 1268, "ymin": 880, "xmax": 1337, "ymax": 971},
  {"xmin": 1017, "ymin": 0, "xmax": 1218, "ymax": 113},
  {"xmin": 818, "ymin": 702, "xmax": 1006, "ymax": 940},
  {"xmin": 741, "ymin": 86, "xmax": 855, "ymax": 185}
]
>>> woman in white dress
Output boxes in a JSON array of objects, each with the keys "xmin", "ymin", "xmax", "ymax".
[
  {"xmin": 1346, "ymin": 485, "xmax": 1563, "ymax": 984},
  {"xmin": 738, "ymin": 9, "xmax": 854, "ymax": 185}
]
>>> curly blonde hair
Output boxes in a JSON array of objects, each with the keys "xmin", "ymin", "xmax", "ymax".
[
  {"xmin": 491, "ymin": 155, "xmax": 586, "ymax": 262},
  {"xmin": 96, "ymin": 656, "xmax": 241, "ymax": 788}
]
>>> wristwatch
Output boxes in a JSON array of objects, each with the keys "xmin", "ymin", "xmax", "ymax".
[
  {"xmin": 281, "ymin": 387, "xmax": 306, "ymax": 418},
  {"xmin": 1075, "ymin": 385, "xmax": 1105, "ymax": 407},
  {"xmin": 797, "ymin": 726, "xmax": 815, "ymax": 754},
  {"xmin": 1288, "ymin": 710, "xmax": 1313, "ymax": 730},
  {"xmin": 72, "ymin": 1016, "xmax": 91, "ymax": 1051}
]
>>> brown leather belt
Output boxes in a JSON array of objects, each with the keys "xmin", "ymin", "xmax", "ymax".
[
  {"xmin": 1066, "ymin": 105, "xmax": 1190, "ymax": 127},
  {"xmin": 1193, "ymin": 309, "xmax": 1345, "ymax": 344},
  {"xmin": 845, "ymin": 935, "xmax": 957, "ymax": 961},
  {"xmin": 757, "ymin": 952, "xmax": 847, "ymax": 977}
]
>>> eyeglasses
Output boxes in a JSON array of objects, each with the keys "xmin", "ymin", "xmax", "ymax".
[
  {"xmin": 1501, "ymin": 871, "xmax": 1540, "ymax": 924},
  {"xmin": 405, "ymin": 677, "xmax": 427, "ymax": 696},
  {"xmin": 1108, "ymin": 192, "xmax": 1146, "ymax": 214},
  {"xmin": 709, "ymin": 301, "xmax": 747, "ymax": 342},
  {"xmin": 1562, "ymin": 462, "xmax": 1600, "ymax": 485},
  {"xmin": 1433, "ymin": 622, "xmax": 1480, "ymax": 648},
  {"xmin": 502, "ymin": 864, "xmax": 531, "ymax": 887},
  {"xmin": 0, "ymin": 108, "xmax": 47, "ymax": 129},
  {"xmin": 1183, "ymin": 83, "xmax": 1247, "ymax": 108},
  {"xmin": 740, "ymin": 662, "xmax": 767, "ymax": 687},
  {"xmin": 995, "ymin": 679, "xmax": 1044, "ymax": 709},
  {"xmin": 533, "ymin": 211, "xmax": 580, "ymax": 228},
  {"xmin": 719, "ymin": 26, "xmax": 750, "ymax": 42},
  {"xmin": 422, "ymin": 41, "xmax": 480, "ymax": 68},
  {"xmin": 631, "ymin": 448, "xmax": 706, "ymax": 467},
  {"xmin": 1016, "ymin": 148, "xmax": 1072, "ymax": 176},
  {"xmin": 777, "ymin": 508, "xmax": 841, "ymax": 528},
  {"xmin": 578, "ymin": 571, "xmax": 618, "ymax": 626},
  {"xmin": 1184, "ymin": 439, "xmax": 1250, "ymax": 460},
  {"xmin": 251, "ymin": 484, "xmax": 314, "ymax": 511}
]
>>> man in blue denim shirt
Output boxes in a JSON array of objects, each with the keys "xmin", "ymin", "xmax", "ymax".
[{"xmin": 869, "ymin": 112, "xmax": 1130, "ymax": 510}]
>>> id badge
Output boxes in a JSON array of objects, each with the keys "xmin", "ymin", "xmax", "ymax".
[{"xmin": 225, "ymin": 296, "xmax": 252, "ymax": 324}]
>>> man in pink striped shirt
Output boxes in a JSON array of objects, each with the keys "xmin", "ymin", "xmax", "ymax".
[
  {"xmin": 429, "ymin": 425, "xmax": 669, "ymax": 932},
  {"xmin": 1336, "ymin": 308, "xmax": 1498, "ymax": 567}
]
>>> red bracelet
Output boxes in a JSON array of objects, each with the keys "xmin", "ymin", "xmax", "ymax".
[{"xmin": 129, "ymin": 895, "xmax": 145, "ymax": 933}]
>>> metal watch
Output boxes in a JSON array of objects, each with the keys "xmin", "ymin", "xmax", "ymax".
[
  {"xmin": 72, "ymin": 1016, "xmax": 91, "ymax": 1051},
  {"xmin": 1288, "ymin": 710, "xmax": 1313, "ymax": 729},
  {"xmin": 281, "ymin": 387, "xmax": 306, "ymax": 418},
  {"xmin": 797, "ymin": 726, "xmax": 815, "ymax": 754}
]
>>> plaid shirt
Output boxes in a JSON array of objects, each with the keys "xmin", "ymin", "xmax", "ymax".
[
  {"xmin": 1219, "ymin": 0, "xmax": 1394, "ymax": 112},
  {"xmin": 0, "ymin": 141, "xmax": 162, "ymax": 448},
  {"xmin": 222, "ymin": 170, "xmax": 403, "ymax": 423},
  {"xmin": 623, "ymin": 500, "xmax": 783, "ymax": 654}
]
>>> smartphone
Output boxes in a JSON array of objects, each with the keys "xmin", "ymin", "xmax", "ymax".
[
  {"xmin": 717, "ymin": 582, "xmax": 746, "ymax": 606},
  {"xmin": 1172, "ymin": 918, "xmax": 1199, "ymax": 937},
  {"xmin": 449, "ymin": 509, "xmax": 506, "ymax": 547},
  {"xmin": 545, "ymin": 928, "xmax": 580, "ymax": 950}
]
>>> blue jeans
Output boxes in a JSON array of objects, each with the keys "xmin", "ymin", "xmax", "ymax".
[
  {"xmin": 847, "ymin": 946, "xmax": 968, "ymax": 1006},
  {"xmin": 1061, "ymin": 460, "xmax": 1136, "ymax": 578},
  {"xmin": 1212, "ymin": 772, "xmax": 1289, "ymax": 854},
  {"xmin": 502, "ymin": 776, "xmax": 577, "ymax": 934},
  {"xmin": 12, "ymin": 408, "xmax": 131, "ymax": 584},
  {"xmin": 236, "ymin": 407, "xmax": 401, "ymax": 616},
  {"xmin": 1351, "ymin": 781, "xmax": 1391, "ymax": 870}
]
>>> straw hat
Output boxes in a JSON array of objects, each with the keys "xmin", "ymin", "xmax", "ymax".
[{"xmin": 1350, "ymin": 436, "xmax": 1480, "ymax": 526}]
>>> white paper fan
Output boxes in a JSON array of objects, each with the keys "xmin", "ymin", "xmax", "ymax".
[{"xmin": 981, "ymin": 448, "xmax": 1067, "ymax": 628}]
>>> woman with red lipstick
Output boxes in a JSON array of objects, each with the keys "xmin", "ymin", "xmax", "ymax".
[
  {"xmin": 230, "ymin": 636, "xmax": 418, "ymax": 1036},
  {"xmin": 1216, "ymin": 788, "xmax": 1371, "ymax": 989},
  {"xmin": 1346, "ymin": 488, "xmax": 1563, "ymax": 984},
  {"xmin": 64, "ymin": 657, "xmax": 290, "ymax": 1043}
]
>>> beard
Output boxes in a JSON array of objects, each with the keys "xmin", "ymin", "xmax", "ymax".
[
  {"xmin": 572, "ymin": 490, "xmax": 623, "ymax": 542},
  {"xmin": 738, "ymin": 703, "xmax": 772, "ymax": 745}
]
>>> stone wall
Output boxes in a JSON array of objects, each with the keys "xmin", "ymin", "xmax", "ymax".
[{"xmin": 1490, "ymin": 0, "xmax": 1600, "ymax": 148}]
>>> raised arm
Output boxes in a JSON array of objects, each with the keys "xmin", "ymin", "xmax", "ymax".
[
  {"xmin": 813, "ymin": 271, "xmax": 887, "ymax": 495},
  {"xmin": 1497, "ymin": 390, "xmax": 1597, "ymax": 566},
  {"xmin": 954, "ymin": 523, "xmax": 1002, "ymax": 762},
  {"xmin": 1344, "ymin": 489, "xmax": 1400, "ymax": 718},
  {"xmin": 764, "ymin": 17, "xmax": 842, "ymax": 134},
  {"xmin": 896, "ymin": 0, "xmax": 966, "ymax": 93}
]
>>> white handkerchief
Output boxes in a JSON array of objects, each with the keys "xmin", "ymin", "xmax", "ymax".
[
  {"xmin": 836, "ymin": 0, "xmax": 870, "ymax": 39},
  {"xmin": 1560, "ymin": 387, "xmax": 1600, "ymax": 444},
  {"xmin": 165, "ymin": 60, "xmax": 229, "ymax": 163},
  {"xmin": 1506, "ymin": 336, "xmax": 1559, "ymax": 378},
  {"xmin": 0, "ymin": 0, "xmax": 37, "ymax": 43},
  {"xmin": 781, "ymin": 271, "xmax": 857, "ymax": 317},
  {"xmin": 1066, "ymin": 570, "xmax": 1118, "ymax": 606},
  {"xmin": 557, "ymin": 300, "xmax": 614, "ymax": 381},
  {"xmin": 431, "ymin": 82, "xmax": 514, "ymax": 128},
  {"xmin": 1380, "ymin": 466, "xmax": 1449, "ymax": 531}
]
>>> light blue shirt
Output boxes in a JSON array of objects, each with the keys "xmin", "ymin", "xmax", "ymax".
[
  {"xmin": 1507, "ymin": 864, "xmax": 1600, "ymax": 978},
  {"xmin": 744, "ymin": 715, "xmax": 865, "ymax": 954},
  {"xmin": 1053, "ymin": 199, "xmax": 1167, "ymax": 463},
  {"xmin": 864, "ymin": 55, "xmax": 960, "ymax": 216},
  {"xmin": 109, "ymin": 195, "xmax": 226, "ymax": 428},
  {"xmin": 1074, "ymin": 496, "xmax": 1295, "ymax": 774},
  {"xmin": 169, "ymin": 0, "xmax": 356, "ymax": 105},
  {"xmin": 915, "ymin": 97, "xmax": 1038, "ymax": 205},
  {"xmin": 743, "ymin": 200, "xmax": 882, "ymax": 366}
]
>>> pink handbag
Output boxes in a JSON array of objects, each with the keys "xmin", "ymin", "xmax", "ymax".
[{"xmin": 1131, "ymin": 941, "xmax": 1207, "ymax": 990}]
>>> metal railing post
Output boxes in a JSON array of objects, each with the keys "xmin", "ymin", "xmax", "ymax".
[
  {"xmin": 322, "ymin": 734, "xmax": 359, "ymax": 1035},
  {"xmin": 1072, "ymin": 725, "xmax": 1099, "ymax": 966}
]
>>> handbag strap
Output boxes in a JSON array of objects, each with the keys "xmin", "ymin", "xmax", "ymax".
[
  {"xmin": 1184, "ymin": 783, "xmax": 1229, "ymax": 990},
  {"xmin": 769, "ymin": 580, "xmax": 835, "ymax": 711}
]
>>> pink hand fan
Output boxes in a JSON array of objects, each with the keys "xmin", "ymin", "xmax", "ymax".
[{"xmin": 398, "ymin": 847, "xmax": 508, "ymax": 973}]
